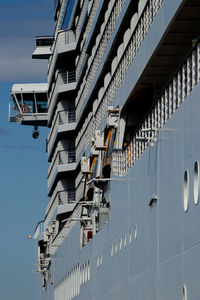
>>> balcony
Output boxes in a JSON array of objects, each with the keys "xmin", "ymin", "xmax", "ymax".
[
  {"xmin": 47, "ymin": 109, "xmax": 76, "ymax": 159},
  {"xmin": 45, "ymin": 189, "xmax": 76, "ymax": 227},
  {"xmin": 9, "ymin": 83, "xmax": 48, "ymax": 127},
  {"xmin": 58, "ymin": 189, "xmax": 76, "ymax": 204},
  {"xmin": 32, "ymin": 36, "xmax": 53, "ymax": 59},
  {"xmin": 48, "ymin": 69, "xmax": 77, "ymax": 123},
  {"xmin": 48, "ymin": 149, "xmax": 77, "ymax": 191},
  {"xmin": 48, "ymin": 29, "xmax": 76, "ymax": 84}
]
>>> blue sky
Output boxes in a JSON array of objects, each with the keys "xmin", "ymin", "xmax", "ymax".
[{"xmin": 0, "ymin": 1, "xmax": 53, "ymax": 299}]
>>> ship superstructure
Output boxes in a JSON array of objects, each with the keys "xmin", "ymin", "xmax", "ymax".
[{"xmin": 9, "ymin": 0, "xmax": 200, "ymax": 299}]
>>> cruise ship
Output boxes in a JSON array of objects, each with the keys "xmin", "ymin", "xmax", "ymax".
[{"xmin": 9, "ymin": 0, "xmax": 200, "ymax": 299}]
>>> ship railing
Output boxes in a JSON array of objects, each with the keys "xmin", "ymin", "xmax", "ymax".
[
  {"xmin": 48, "ymin": 69, "xmax": 76, "ymax": 109},
  {"xmin": 48, "ymin": 28, "xmax": 76, "ymax": 79},
  {"xmin": 34, "ymin": 220, "xmax": 45, "ymax": 239},
  {"xmin": 59, "ymin": 69, "xmax": 76, "ymax": 85},
  {"xmin": 48, "ymin": 149, "xmax": 76, "ymax": 183},
  {"xmin": 75, "ymin": 0, "xmax": 163, "ymax": 151},
  {"xmin": 58, "ymin": 190, "xmax": 76, "ymax": 205},
  {"xmin": 112, "ymin": 41, "xmax": 200, "ymax": 176},
  {"xmin": 47, "ymin": 109, "xmax": 76, "ymax": 152}
]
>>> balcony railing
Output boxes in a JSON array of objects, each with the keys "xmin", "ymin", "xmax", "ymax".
[
  {"xmin": 48, "ymin": 149, "xmax": 76, "ymax": 185},
  {"xmin": 45, "ymin": 189, "xmax": 76, "ymax": 226},
  {"xmin": 47, "ymin": 109, "xmax": 76, "ymax": 152},
  {"xmin": 58, "ymin": 190, "xmax": 76, "ymax": 204},
  {"xmin": 48, "ymin": 29, "xmax": 76, "ymax": 78},
  {"xmin": 112, "ymin": 42, "xmax": 200, "ymax": 176},
  {"xmin": 48, "ymin": 69, "xmax": 76, "ymax": 110}
]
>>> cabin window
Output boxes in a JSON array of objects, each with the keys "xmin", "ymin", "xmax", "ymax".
[
  {"xmin": 84, "ymin": 262, "xmax": 87, "ymax": 282},
  {"xmin": 97, "ymin": 257, "xmax": 100, "ymax": 269},
  {"xmin": 183, "ymin": 170, "xmax": 189, "ymax": 212},
  {"xmin": 111, "ymin": 244, "xmax": 114, "ymax": 257},
  {"xmin": 120, "ymin": 237, "xmax": 123, "ymax": 251},
  {"xmin": 115, "ymin": 242, "xmax": 118, "ymax": 254},
  {"xmin": 124, "ymin": 234, "xmax": 127, "ymax": 248},
  {"xmin": 129, "ymin": 230, "xmax": 132, "ymax": 244},
  {"xmin": 87, "ymin": 261, "xmax": 90, "ymax": 281},
  {"xmin": 134, "ymin": 224, "xmax": 137, "ymax": 240},
  {"xmin": 183, "ymin": 284, "xmax": 187, "ymax": 300},
  {"xmin": 194, "ymin": 161, "xmax": 199, "ymax": 205}
]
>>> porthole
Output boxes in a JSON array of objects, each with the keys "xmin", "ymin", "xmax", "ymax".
[
  {"xmin": 183, "ymin": 284, "xmax": 187, "ymax": 300},
  {"xmin": 119, "ymin": 237, "xmax": 122, "ymax": 251},
  {"xmin": 194, "ymin": 161, "xmax": 199, "ymax": 205},
  {"xmin": 124, "ymin": 234, "xmax": 127, "ymax": 248},
  {"xmin": 134, "ymin": 225, "xmax": 137, "ymax": 240},
  {"xmin": 183, "ymin": 170, "xmax": 189, "ymax": 212}
]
